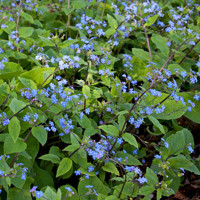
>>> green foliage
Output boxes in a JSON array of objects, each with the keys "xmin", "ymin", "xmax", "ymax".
[{"xmin": 0, "ymin": 0, "xmax": 199, "ymax": 200}]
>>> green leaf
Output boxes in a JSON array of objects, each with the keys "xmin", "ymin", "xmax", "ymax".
[
  {"xmin": 115, "ymin": 151, "xmax": 142, "ymax": 165},
  {"xmin": 9, "ymin": 98, "xmax": 27, "ymax": 114},
  {"xmin": 63, "ymin": 144, "xmax": 80, "ymax": 152},
  {"xmin": 18, "ymin": 77, "xmax": 37, "ymax": 89},
  {"xmin": 4, "ymin": 136, "xmax": 27, "ymax": 154},
  {"xmin": 20, "ymin": 67, "xmax": 55, "ymax": 87},
  {"xmin": 99, "ymin": 125, "xmax": 119, "ymax": 137},
  {"xmin": 152, "ymin": 35, "xmax": 169, "ymax": 56},
  {"xmin": 145, "ymin": 93, "xmax": 187, "ymax": 120},
  {"xmin": 78, "ymin": 176, "xmax": 107, "ymax": 200},
  {"xmin": 105, "ymin": 195, "xmax": 118, "ymax": 200},
  {"xmin": 39, "ymin": 154, "xmax": 60, "ymax": 164},
  {"xmin": 39, "ymin": 36, "xmax": 55, "ymax": 46},
  {"xmin": 118, "ymin": 114, "xmax": 125, "ymax": 131},
  {"xmin": 102, "ymin": 162, "xmax": 119, "ymax": 175},
  {"xmin": 132, "ymin": 48, "xmax": 150, "ymax": 61},
  {"xmin": 0, "ymin": 82, "xmax": 10, "ymax": 96},
  {"xmin": 8, "ymin": 117, "xmax": 21, "ymax": 143},
  {"xmin": 122, "ymin": 133, "xmax": 138, "ymax": 149},
  {"xmin": 43, "ymin": 187, "xmax": 57, "ymax": 200},
  {"xmin": 20, "ymin": 12, "xmax": 34, "ymax": 23},
  {"xmin": 32, "ymin": 126, "xmax": 47, "ymax": 146},
  {"xmin": 33, "ymin": 163, "xmax": 54, "ymax": 188},
  {"xmin": 145, "ymin": 167, "xmax": 158, "ymax": 186},
  {"xmin": 139, "ymin": 185, "xmax": 155, "ymax": 196},
  {"xmin": 0, "ymin": 62, "xmax": 23, "ymax": 80},
  {"xmin": 7, "ymin": 188, "xmax": 31, "ymax": 200},
  {"xmin": 105, "ymin": 28, "xmax": 116, "ymax": 37},
  {"xmin": 56, "ymin": 158, "xmax": 72, "ymax": 177},
  {"xmin": 180, "ymin": 93, "xmax": 200, "ymax": 124},
  {"xmin": 19, "ymin": 27, "xmax": 34, "ymax": 38},
  {"xmin": 145, "ymin": 14, "xmax": 159, "ymax": 26},
  {"xmin": 72, "ymin": 0, "xmax": 87, "ymax": 9},
  {"xmin": 82, "ymin": 85, "xmax": 91, "ymax": 97},
  {"xmin": 60, "ymin": 39, "xmax": 78, "ymax": 48},
  {"xmin": 148, "ymin": 116, "xmax": 165, "ymax": 134},
  {"xmin": 84, "ymin": 127, "xmax": 98, "ymax": 136},
  {"xmin": 168, "ymin": 64, "xmax": 186, "ymax": 74},
  {"xmin": 78, "ymin": 115, "xmax": 92, "ymax": 129},
  {"xmin": 107, "ymin": 14, "xmax": 118, "ymax": 29},
  {"xmin": 163, "ymin": 130, "xmax": 185, "ymax": 158},
  {"xmin": 168, "ymin": 155, "xmax": 193, "ymax": 169}
]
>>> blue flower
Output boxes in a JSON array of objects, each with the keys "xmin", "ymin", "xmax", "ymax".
[
  {"xmin": 137, "ymin": 177, "xmax": 147, "ymax": 184},
  {"xmin": 35, "ymin": 191, "xmax": 43, "ymax": 199},
  {"xmin": 88, "ymin": 166, "xmax": 94, "ymax": 172},
  {"xmin": 85, "ymin": 108, "xmax": 90, "ymax": 115},
  {"xmin": 188, "ymin": 146, "xmax": 194, "ymax": 153},
  {"xmin": 74, "ymin": 170, "xmax": 81, "ymax": 176},
  {"xmin": 23, "ymin": 115, "xmax": 30, "ymax": 122}
]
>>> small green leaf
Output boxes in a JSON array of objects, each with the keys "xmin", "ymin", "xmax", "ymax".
[
  {"xmin": 107, "ymin": 14, "xmax": 118, "ymax": 29},
  {"xmin": 82, "ymin": 85, "xmax": 91, "ymax": 97},
  {"xmin": 59, "ymin": 39, "xmax": 78, "ymax": 48},
  {"xmin": 63, "ymin": 144, "xmax": 80, "ymax": 152},
  {"xmin": 43, "ymin": 187, "xmax": 57, "ymax": 200},
  {"xmin": 78, "ymin": 115, "xmax": 92, "ymax": 129},
  {"xmin": 19, "ymin": 27, "xmax": 34, "ymax": 38},
  {"xmin": 145, "ymin": 14, "xmax": 159, "ymax": 26},
  {"xmin": 99, "ymin": 125, "xmax": 119, "ymax": 137},
  {"xmin": 145, "ymin": 167, "xmax": 158, "ymax": 186},
  {"xmin": 148, "ymin": 116, "xmax": 165, "ymax": 134},
  {"xmin": 18, "ymin": 77, "xmax": 37, "ymax": 90},
  {"xmin": 139, "ymin": 185, "xmax": 155, "ymax": 196},
  {"xmin": 32, "ymin": 126, "xmax": 47, "ymax": 146},
  {"xmin": 39, "ymin": 154, "xmax": 60, "ymax": 164},
  {"xmin": 151, "ymin": 35, "xmax": 169, "ymax": 56},
  {"xmin": 39, "ymin": 36, "xmax": 55, "ymax": 46},
  {"xmin": 20, "ymin": 12, "xmax": 34, "ymax": 23},
  {"xmin": 118, "ymin": 114, "xmax": 125, "ymax": 131},
  {"xmin": 102, "ymin": 162, "xmax": 119, "ymax": 175},
  {"xmin": 56, "ymin": 158, "xmax": 72, "ymax": 177},
  {"xmin": 8, "ymin": 117, "xmax": 21, "ymax": 143},
  {"xmin": 132, "ymin": 48, "xmax": 150, "ymax": 61},
  {"xmin": 9, "ymin": 98, "xmax": 27, "ymax": 114},
  {"xmin": 122, "ymin": 132, "xmax": 138, "ymax": 149}
]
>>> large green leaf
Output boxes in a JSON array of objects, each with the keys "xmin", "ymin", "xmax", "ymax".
[
  {"xmin": 99, "ymin": 125, "xmax": 119, "ymax": 137},
  {"xmin": 33, "ymin": 163, "xmax": 54, "ymax": 188},
  {"xmin": 4, "ymin": 136, "xmax": 27, "ymax": 154},
  {"xmin": 20, "ymin": 67, "xmax": 55, "ymax": 87},
  {"xmin": 56, "ymin": 158, "xmax": 72, "ymax": 177},
  {"xmin": 18, "ymin": 77, "xmax": 37, "ymax": 90},
  {"xmin": 145, "ymin": 93, "xmax": 187, "ymax": 120},
  {"xmin": 132, "ymin": 48, "xmax": 150, "ymax": 61},
  {"xmin": 7, "ymin": 188, "xmax": 31, "ymax": 200},
  {"xmin": 32, "ymin": 126, "xmax": 47, "ymax": 146},
  {"xmin": 122, "ymin": 132, "xmax": 138, "ymax": 148},
  {"xmin": 0, "ymin": 62, "xmax": 23, "ymax": 79},
  {"xmin": 180, "ymin": 93, "xmax": 200, "ymax": 124},
  {"xmin": 102, "ymin": 162, "xmax": 119, "ymax": 175}
]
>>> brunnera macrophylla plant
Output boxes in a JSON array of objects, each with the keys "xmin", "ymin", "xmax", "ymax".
[{"xmin": 0, "ymin": 0, "xmax": 200, "ymax": 199}]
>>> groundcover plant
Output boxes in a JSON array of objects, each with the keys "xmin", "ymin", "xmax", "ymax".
[{"xmin": 0, "ymin": 0, "xmax": 200, "ymax": 199}]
